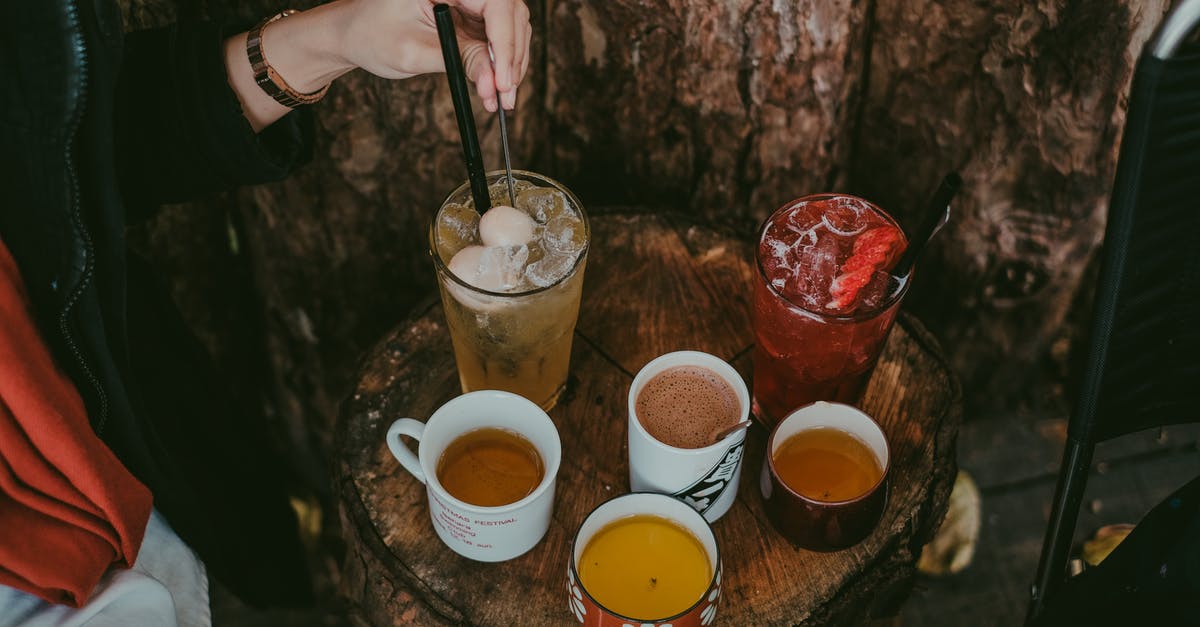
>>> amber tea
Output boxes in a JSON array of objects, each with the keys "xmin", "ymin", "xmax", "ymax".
[
  {"xmin": 578, "ymin": 514, "xmax": 711, "ymax": 620},
  {"xmin": 436, "ymin": 427, "xmax": 544, "ymax": 507},
  {"xmin": 772, "ymin": 426, "xmax": 883, "ymax": 502}
]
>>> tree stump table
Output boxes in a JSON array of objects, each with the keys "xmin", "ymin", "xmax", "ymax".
[{"xmin": 335, "ymin": 212, "xmax": 961, "ymax": 625}]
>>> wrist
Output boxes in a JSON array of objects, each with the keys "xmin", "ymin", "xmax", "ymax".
[{"xmin": 261, "ymin": 2, "xmax": 357, "ymax": 94}]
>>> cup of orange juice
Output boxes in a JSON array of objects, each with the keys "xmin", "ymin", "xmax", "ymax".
[{"xmin": 566, "ymin": 493, "xmax": 721, "ymax": 625}]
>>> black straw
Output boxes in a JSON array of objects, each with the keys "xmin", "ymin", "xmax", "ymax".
[
  {"xmin": 891, "ymin": 172, "xmax": 962, "ymax": 279},
  {"xmin": 434, "ymin": 4, "xmax": 490, "ymax": 213}
]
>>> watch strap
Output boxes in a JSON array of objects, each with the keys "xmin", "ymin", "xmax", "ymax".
[{"xmin": 247, "ymin": 10, "xmax": 330, "ymax": 108}]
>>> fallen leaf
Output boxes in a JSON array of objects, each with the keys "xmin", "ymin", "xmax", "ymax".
[
  {"xmin": 918, "ymin": 470, "xmax": 982, "ymax": 576},
  {"xmin": 1081, "ymin": 524, "xmax": 1134, "ymax": 566}
]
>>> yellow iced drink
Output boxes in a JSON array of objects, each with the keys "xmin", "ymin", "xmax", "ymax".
[{"xmin": 430, "ymin": 171, "xmax": 589, "ymax": 410}]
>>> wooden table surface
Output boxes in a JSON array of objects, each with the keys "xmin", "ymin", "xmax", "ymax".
[{"xmin": 335, "ymin": 212, "xmax": 961, "ymax": 625}]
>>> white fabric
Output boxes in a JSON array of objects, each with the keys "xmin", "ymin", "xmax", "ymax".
[{"xmin": 0, "ymin": 509, "xmax": 210, "ymax": 627}]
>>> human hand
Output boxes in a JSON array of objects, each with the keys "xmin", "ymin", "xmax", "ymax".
[
  {"xmin": 226, "ymin": 0, "xmax": 531, "ymax": 131},
  {"xmin": 338, "ymin": 0, "xmax": 532, "ymax": 111}
]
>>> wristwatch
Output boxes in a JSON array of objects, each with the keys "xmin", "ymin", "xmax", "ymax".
[{"xmin": 246, "ymin": 10, "xmax": 330, "ymax": 108}]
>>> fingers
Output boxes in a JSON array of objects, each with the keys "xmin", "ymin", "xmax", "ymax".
[
  {"xmin": 461, "ymin": 40, "xmax": 498, "ymax": 112},
  {"xmin": 511, "ymin": 6, "xmax": 532, "ymax": 95},
  {"xmin": 445, "ymin": 0, "xmax": 531, "ymax": 111},
  {"xmin": 516, "ymin": 18, "xmax": 532, "ymax": 86},
  {"xmin": 449, "ymin": 5, "xmax": 487, "ymax": 41},
  {"xmin": 482, "ymin": 0, "xmax": 517, "ymax": 94}
]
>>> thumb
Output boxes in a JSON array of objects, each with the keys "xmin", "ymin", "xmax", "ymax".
[{"xmin": 460, "ymin": 40, "xmax": 498, "ymax": 112}]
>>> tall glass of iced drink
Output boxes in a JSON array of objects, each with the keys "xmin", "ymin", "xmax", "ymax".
[
  {"xmin": 430, "ymin": 171, "xmax": 589, "ymax": 411},
  {"xmin": 752, "ymin": 194, "xmax": 909, "ymax": 427}
]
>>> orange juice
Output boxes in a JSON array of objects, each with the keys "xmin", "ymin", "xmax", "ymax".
[{"xmin": 578, "ymin": 514, "xmax": 711, "ymax": 620}]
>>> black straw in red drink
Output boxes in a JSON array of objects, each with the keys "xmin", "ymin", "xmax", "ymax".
[{"xmin": 891, "ymin": 173, "xmax": 962, "ymax": 280}]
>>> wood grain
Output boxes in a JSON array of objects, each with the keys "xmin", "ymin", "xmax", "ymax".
[
  {"xmin": 336, "ymin": 214, "xmax": 960, "ymax": 625},
  {"xmin": 574, "ymin": 213, "xmax": 756, "ymax": 374}
]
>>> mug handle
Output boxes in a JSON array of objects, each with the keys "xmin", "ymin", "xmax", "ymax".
[{"xmin": 386, "ymin": 418, "xmax": 427, "ymax": 484}]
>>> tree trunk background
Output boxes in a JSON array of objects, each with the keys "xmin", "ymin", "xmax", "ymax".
[
  {"xmin": 849, "ymin": 0, "xmax": 1171, "ymax": 418},
  {"xmin": 121, "ymin": 0, "xmax": 1171, "ymax": 486}
]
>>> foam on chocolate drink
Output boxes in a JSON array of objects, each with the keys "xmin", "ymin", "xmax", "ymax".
[{"xmin": 636, "ymin": 366, "xmax": 741, "ymax": 449}]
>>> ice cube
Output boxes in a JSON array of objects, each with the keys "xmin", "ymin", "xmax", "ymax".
[
  {"xmin": 436, "ymin": 203, "xmax": 480, "ymax": 259},
  {"xmin": 480, "ymin": 205, "xmax": 536, "ymax": 247},
  {"xmin": 821, "ymin": 213, "xmax": 866, "ymax": 237},
  {"xmin": 516, "ymin": 187, "xmax": 568, "ymax": 223},
  {"xmin": 759, "ymin": 235, "xmax": 795, "ymax": 288},
  {"xmin": 822, "ymin": 197, "xmax": 868, "ymax": 235},
  {"xmin": 784, "ymin": 202, "xmax": 823, "ymax": 236},
  {"xmin": 525, "ymin": 252, "xmax": 576, "ymax": 287},
  {"xmin": 542, "ymin": 213, "xmax": 587, "ymax": 255},
  {"xmin": 484, "ymin": 245, "xmax": 529, "ymax": 291},
  {"xmin": 782, "ymin": 213, "xmax": 822, "ymax": 245},
  {"xmin": 448, "ymin": 245, "xmax": 528, "ymax": 292},
  {"xmin": 524, "ymin": 240, "xmax": 547, "ymax": 267},
  {"xmin": 857, "ymin": 270, "xmax": 896, "ymax": 311},
  {"xmin": 487, "ymin": 188, "xmax": 507, "ymax": 208},
  {"xmin": 786, "ymin": 233, "xmax": 840, "ymax": 308},
  {"xmin": 768, "ymin": 237, "xmax": 793, "ymax": 266}
]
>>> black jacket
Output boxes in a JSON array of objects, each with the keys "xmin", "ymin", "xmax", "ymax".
[{"xmin": 1, "ymin": 0, "xmax": 313, "ymax": 607}]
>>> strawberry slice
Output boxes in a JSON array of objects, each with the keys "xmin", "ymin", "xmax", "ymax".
[{"xmin": 827, "ymin": 226, "xmax": 905, "ymax": 312}]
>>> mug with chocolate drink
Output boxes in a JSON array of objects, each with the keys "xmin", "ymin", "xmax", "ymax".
[{"xmin": 627, "ymin": 351, "xmax": 750, "ymax": 522}]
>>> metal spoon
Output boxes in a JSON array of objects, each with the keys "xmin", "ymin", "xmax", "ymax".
[
  {"xmin": 710, "ymin": 420, "xmax": 752, "ymax": 445},
  {"xmin": 488, "ymin": 45, "xmax": 517, "ymax": 207}
]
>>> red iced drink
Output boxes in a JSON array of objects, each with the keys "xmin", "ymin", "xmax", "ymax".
[{"xmin": 752, "ymin": 194, "xmax": 909, "ymax": 426}]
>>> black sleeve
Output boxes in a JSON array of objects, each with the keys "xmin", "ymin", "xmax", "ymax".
[{"xmin": 114, "ymin": 20, "xmax": 314, "ymax": 214}]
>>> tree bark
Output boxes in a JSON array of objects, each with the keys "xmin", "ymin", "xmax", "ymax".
[
  {"xmin": 545, "ymin": 0, "xmax": 869, "ymax": 231},
  {"xmin": 849, "ymin": 0, "xmax": 1170, "ymax": 416}
]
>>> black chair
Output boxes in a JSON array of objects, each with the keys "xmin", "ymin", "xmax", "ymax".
[{"xmin": 1025, "ymin": 2, "xmax": 1200, "ymax": 624}]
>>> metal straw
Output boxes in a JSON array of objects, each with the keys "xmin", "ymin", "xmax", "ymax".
[
  {"xmin": 434, "ymin": 4, "xmax": 490, "ymax": 213},
  {"xmin": 489, "ymin": 45, "xmax": 518, "ymax": 207}
]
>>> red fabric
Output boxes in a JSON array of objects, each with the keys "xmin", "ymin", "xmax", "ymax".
[{"xmin": 0, "ymin": 239, "xmax": 153, "ymax": 607}]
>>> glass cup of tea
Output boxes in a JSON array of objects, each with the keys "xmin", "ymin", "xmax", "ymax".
[
  {"xmin": 759, "ymin": 401, "xmax": 891, "ymax": 551},
  {"xmin": 627, "ymin": 351, "xmax": 750, "ymax": 522},
  {"xmin": 385, "ymin": 390, "xmax": 562, "ymax": 561},
  {"xmin": 567, "ymin": 492, "xmax": 722, "ymax": 626},
  {"xmin": 430, "ymin": 171, "xmax": 590, "ymax": 411},
  {"xmin": 752, "ymin": 194, "xmax": 909, "ymax": 427}
]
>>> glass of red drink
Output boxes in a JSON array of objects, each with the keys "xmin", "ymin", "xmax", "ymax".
[{"xmin": 752, "ymin": 194, "xmax": 910, "ymax": 427}]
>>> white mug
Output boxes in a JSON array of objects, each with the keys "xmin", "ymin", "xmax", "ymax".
[
  {"xmin": 628, "ymin": 351, "xmax": 750, "ymax": 522},
  {"xmin": 386, "ymin": 390, "xmax": 562, "ymax": 562}
]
